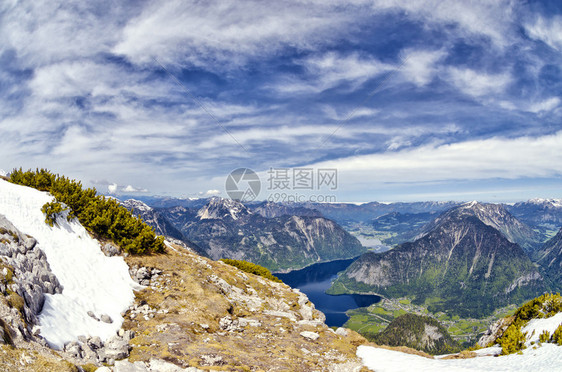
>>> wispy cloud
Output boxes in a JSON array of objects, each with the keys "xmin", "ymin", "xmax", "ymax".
[
  {"xmin": 308, "ymin": 131, "xmax": 562, "ymax": 184},
  {"xmin": 447, "ymin": 67, "xmax": 512, "ymax": 97},
  {"xmin": 525, "ymin": 15, "xmax": 562, "ymax": 51}
]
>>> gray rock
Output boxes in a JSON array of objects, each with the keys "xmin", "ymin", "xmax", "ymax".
[
  {"xmin": 0, "ymin": 214, "xmax": 63, "ymax": 326},
  {"xmin": 102, "ymin": 335, "xmax": 130, "ymax": 360},
  {"xmin": 87, "ymin": 311, "xmax": 99, "ymax": 321},
  {"xmin": 335, "ymin": 327, "xmax": 348, "ymax": 337},
  {"xmin": 101, "ymin": 314, "xmax": 113, "ymax": 324},
  {"xmin": 300, "ymin": 331, "xmax": 320, "ymax": 341},
  {"xmin": 88, "ymin": 336, "xmax": 103, "ymax": 349},
  {"xmin": 114, "ymin": 360, "xmax": 149, "ymax": 372},
  {"xmin": 102, "ymin": 242, "xmax": 120, "ymax": 257},
  {"xmin": 64, "ymin": 341, "xmax": 83, "ymax": 359}
]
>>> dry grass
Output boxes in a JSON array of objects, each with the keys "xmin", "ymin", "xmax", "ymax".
[
  {"xmin": 0, "ymin": 345, "xmax": 78, "ymax": 372},
  {"xmin": 124, "ymin": 244, "xmax": 367, "ymax": 371},
  {"xmin": 441, "ymin": 350, "xmax": 478, "ymax": 359}
]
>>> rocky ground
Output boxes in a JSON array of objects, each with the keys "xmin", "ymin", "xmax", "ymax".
[{"xmin": 122, "ymin": 243, "xmax": 368, "ymax": 371}]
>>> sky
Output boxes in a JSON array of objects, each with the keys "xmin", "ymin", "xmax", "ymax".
[{"xmin": 1, "ymin": 0, "xmax": 561, "ymax": 203}]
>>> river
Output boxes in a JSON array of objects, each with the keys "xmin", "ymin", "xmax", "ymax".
[{"xmin": 275, "ymin": 258, "xmax": 381, "ymax": 327}]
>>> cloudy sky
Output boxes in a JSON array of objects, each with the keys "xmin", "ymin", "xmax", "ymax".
[{"xmin": 1, "ymin": 0, "xmax": 561, "ymax": 202}]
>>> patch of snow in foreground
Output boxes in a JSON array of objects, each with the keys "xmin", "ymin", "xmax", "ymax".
[
  {"xmin": 522, "ymin": 312, "xmax": 562, "ymax": 345},
  {"xmin": 358, "ymin": 344, "xmax": 562, "ymax": 372},
  {"xmin": 0, "ymin": 179, "xmax": 139, "ymax": 349}
]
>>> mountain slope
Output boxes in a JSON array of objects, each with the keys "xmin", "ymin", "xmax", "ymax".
[
  {"xmin": 418, "ymin": 202, "xmax": 541, "ymax": 253},
  {"xmin": 329, "ymin": 208, "xmax": 545, "ymax": 317},
  {"xmin": 535, "ymin": 228, "xmax": 562, "ymax": 289},
  {"xmin": 162, "ymin": 198, "xmax": 367, "ymax": 272}
]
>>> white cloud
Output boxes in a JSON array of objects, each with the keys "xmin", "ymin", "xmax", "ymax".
[
  {"xmin": 276, "ymin": 52, "xmax": 393, "ymax": 94},
  {"xmin": 447, "ymin": 67, "xmax": 512, "ymax": 97},
  {"xmin": 525, "ymin": 15, "xmax": 562, "ymax": 50},
  {"xmin": 202, "ymin": 189, "xmax": 221, "ymax": 196},
  {"xmin": 370, "ymin": 0, "xmax": 517, "ymax": 48},
  {"xmin": 526, "ymin": 97, "xmax": 560, "ymax": 114},
  {"xmin": 307, "ymin": 131, "xmax": 562, "ymax": 184},
  {"xmin": 401, "ymin": 49, "xmax": 447, "ymax": 87},
  {"xmin": 108, "ymin": 183, "xmax": 118, "ymax": 194},
  {"xmin": 123, "ymin": 185, "xmax": 147, "ymax": 193},
  {"xmin": 113, "ymin": 0, "xmax": 356, "ymax": 67}
]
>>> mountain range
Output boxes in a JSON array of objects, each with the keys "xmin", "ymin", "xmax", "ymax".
[
  {"xmin": 123, "ymin": 197, "xmax": 366, "ymax": 272},
  {"xmin": 328, "ymin": 202, "xmax": 547, "ymax": 318}
]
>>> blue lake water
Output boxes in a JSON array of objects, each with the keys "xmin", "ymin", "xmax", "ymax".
[{"xmin": 275, "ymin": 258, "xmax": 381, "ymax": 327}]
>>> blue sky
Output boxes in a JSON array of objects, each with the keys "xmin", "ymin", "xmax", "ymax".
[{"xmin": 1, "ymin": 0, "xmax": 561, "ymax": 202}]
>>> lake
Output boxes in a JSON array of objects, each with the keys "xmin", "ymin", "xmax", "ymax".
[{"xmin": 275, "ymin": 258, "xmax": 381, "ymax": 327}]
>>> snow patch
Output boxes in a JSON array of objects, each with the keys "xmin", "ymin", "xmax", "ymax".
[
  {"xmin": 0, "ymin": 179, "xmax": 139, "ymax": 349},
  {"xmin": 522, "ymin": 312, "xmax": 562, "ymax": 345},
  {"xmin": 0, "ymin": 169, "xmax": 6, "ymax": 177},
  {"xmin": 358, "ymin": 343, "xmax": 562, "ymax": 372}
]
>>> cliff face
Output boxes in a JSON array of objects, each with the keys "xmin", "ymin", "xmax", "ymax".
[{"xmin": 330, "ymin": 210, "xmax": 545, "ymax": 318}]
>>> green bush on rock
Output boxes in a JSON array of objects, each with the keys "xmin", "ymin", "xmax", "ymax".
[{"xmin": 220, "ymin": 259, "xmax": 282, "ymax": 283}]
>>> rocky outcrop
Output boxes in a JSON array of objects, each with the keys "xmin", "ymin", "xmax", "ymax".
[
  {"xmin": 61, "ymin": 329, "xmax": 134, "ymax": 366},
  {"xmin": 477, "ymin": 317, "xmax": 513, "ymax": 347},
  {"xmin": 0, "ymin": 214, "xmax": 62, "ymax": 328}
]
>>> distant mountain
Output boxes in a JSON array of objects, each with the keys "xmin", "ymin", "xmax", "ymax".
[
  {"xmin": 329, "ymin": 203, "xmax": 546, "ymax": 318},
  {"xmin": 121, "ymin": 199, "xmax": 185, "ymax": 241},
  {"xmin": 121, "ymin": 199, "xmax": 201, "ymax": 252},
  {"xmin": 373, "ymin": 313, "xmax": 460, "ymax": 355},
  {"xmin": 418, "ymin": 202, "xmax": 541, "ymax": 253},
  {"xmin": 535, "ymin": 228, "xmax": 562, "ymax": 289},
  {"xmin": 507, "ymin": 198, "xmax": 562, "ymax": 225},
  {"xmin": 371, "ymin": 211, "xmax": 439, "ymax": 246},
  {"xmin": 161, "ymin": 198, "xmax": 366, "ymax": 272},
  {"xmin": 505, "ymin": 199, "xmax": 562, "ymax": 243},
  {"xmin": 250, "ymin": 201, "xmax": 322, "ymax": 219},
  {"xmin": 299, "ymin": 201, "xmax": 460, "ymax": 224}
]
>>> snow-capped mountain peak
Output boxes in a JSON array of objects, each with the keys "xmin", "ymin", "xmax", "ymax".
[
  {"xmin": 528, "ymin": 198, "xmax": 562, "ymax": 208},
  {"xmin": 121, "ymin": 198, "xmax": 152, "ymax": 213},
  {"xmin": 196, "ymin": 197, "xmax": 251, "ymax": 221}
]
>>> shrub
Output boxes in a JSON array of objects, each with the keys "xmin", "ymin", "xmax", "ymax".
[
  {"xmin": 220, "ymin": 259, "xmax": 282, "ymax": 283},
  {"xmin": 497, "ymin": 323, "xmax": 526, "ymax": 355},
  {"xmin": 552, "ymin": 324, "xmax": 562, "ymax": 346},
  {"xmin": 41, "ymin": 201, "xmax": 68, "ymax": 227},
  {"xmin": 539, "ymin": 330, "xmax": 551, "ymax": 343},
  {"xmin": 10, "ymin": 168, "xmax": 164, "ymax": 255}
]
